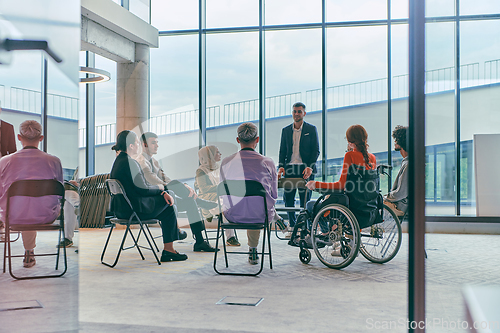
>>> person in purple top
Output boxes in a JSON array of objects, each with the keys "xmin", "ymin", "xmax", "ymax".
[
  {"xmin": 0, "ymin": 120, "xmax": 63, "ymax": 268},
  {"xmin": 220, "ymin": 122, "xmax": 278, "ymax": 265}
]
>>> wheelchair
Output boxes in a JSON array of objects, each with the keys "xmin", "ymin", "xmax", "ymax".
[{"xmin": 286, "ymin": 164, "xmax": 402, "ymax": 269}]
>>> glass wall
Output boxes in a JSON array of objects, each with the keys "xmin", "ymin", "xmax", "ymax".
[
  {"xmin": 425, "ymin": 21, "xmax": 456, "ymax": 216},
  {"xmin": 150, "ymin": 35, "xmax": 200, "ymax": 182},
  {"xmin": 326, "ymin": 26, "xmax": 388, "ymax": 184},
  {"xmin": 150, "ymin": 0, "xmax": 500, "ymax": 217},
  {"xmin": 206, "ymin": 32, "xmax": 259, "ymax": 165},
  {"xmin": 0, "ymin": 0, "xmax": 80, "ymax": 330}
]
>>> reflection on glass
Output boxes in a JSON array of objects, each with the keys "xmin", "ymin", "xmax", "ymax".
[
  {"xmin": 460, "ymin": 0, "xmax": 500, "ymax": 15},
  {"xmin": 460, "ymin": 20, "xmax": 500, "ymax": 216},
  {"xmin": 265, "ymin": 29, "xmax": 322, "ymax": 167},
  {"xmin": 327, "ymin": 0, "xmax": 386, "ymax": 22},
  {"xmin": 391, "ymin": 0, "xmax": 409, "ymax": 19},
  {"xmin": 265, "ymin": 0, "xmax": 322, "ymax": 25},
  {"xmin": 326, "ymin": 26, "xmax": 387, "ymax": 186},
  {"xmin": 391, "ymin": 24, "xmax": 409, "ymax": 194},
  {"xmin": 426, "ymin": 0, "xmax": 455, "ymax": 17},
  {"xmin": 206, "ymin": 32, "xmax": 259, "ymax": 161},
  {"xmin": 151, "ymin": 0, "xmax": 198, "ymax": 31},
  {"xmin": 425, "ymin": 22, "xmax": 456, "ymax": 216},
  {"xmin": 150, "ymin": 35, "xmax": 199, "ymax": 183},
  {"xmin": 207, "ymin": 0, "xmax": 258, "ymax": 28}
]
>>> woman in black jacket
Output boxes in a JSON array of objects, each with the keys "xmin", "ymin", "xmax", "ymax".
[{"xmin": 110, "ymin": 130, "xmax": 187, "ymax": 262}]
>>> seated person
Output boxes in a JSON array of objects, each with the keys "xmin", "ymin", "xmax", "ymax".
[
  {"xmin": 110, "ymin": 130, "xmax": 187, "ymax": 262},
  {"xmin": 384, "ymin": 125, "xmax": 408, "ymax": 216},
  {"xmin": 0, "ymin": 120, "xmax": 63, "ymax": 268},
  {"xmin": 220, "ymin": 122, "xmax": 278, "ymax": 265},
  {"xmin": 195, "ymin": 145, "xmax": 240, "ymax": 247},
  {"xmin": 306, "ymin": 125, "xmax": 380, "ymax": 233},
  {"xmin": 135, "ymin": 132, "xmax": 217, "ymax": 253},
  {"xmin": 58, "ymin": 179, "xmax": 80, "ymax": 248},
  {"xmin": 306, "ymin": 124, "xmax": 376, "ymax": 200}
]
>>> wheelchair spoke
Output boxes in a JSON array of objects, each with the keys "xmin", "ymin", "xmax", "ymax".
[
  {"xmin": 311, "ymin": 204, "xmax": 360, "ymax": 269},
  {"xmin": 359, "ymin": 204, "xmax": 402, "ymax": 264}
]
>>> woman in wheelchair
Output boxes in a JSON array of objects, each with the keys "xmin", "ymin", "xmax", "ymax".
[
  {"xmin": 306, "ymin": 124, "xmax": 376, "ymax": 192},
  {"xmin": 283, "ymin": 125, "xmax": 401, "ymax": 269}
]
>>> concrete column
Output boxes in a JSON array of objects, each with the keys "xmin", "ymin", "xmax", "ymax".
[{"xmin": 116, "ymin": 43, "xmax": 149, "ymax": 135}]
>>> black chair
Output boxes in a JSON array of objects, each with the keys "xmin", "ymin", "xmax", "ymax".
[
  {"xmin": 102, "ymin": 179, "xmax": 161, "ymax": 267},
  {"xmin": 214, "ymin": 180, "xmax": 272, "ymax": 276},
  {"xmin": 3, "ymin": 179, "xmax": 67, "ymax": 280}
]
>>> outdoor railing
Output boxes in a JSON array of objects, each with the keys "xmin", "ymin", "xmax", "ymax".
[
  {"xmin": 485, "ymin": 59, "xmax": 500, "ymax": 84},
  {"xmin": 4, "ymin": 58, "xmax": 482, "ymax": 148},
  {"xmin": 2, "ymin": 86, "xmax": 78, "ymax": 119}
]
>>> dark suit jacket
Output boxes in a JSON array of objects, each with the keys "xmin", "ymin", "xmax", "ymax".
[
  {"xmin": 1, "ymin": 120, "xmax": 17, "ymax": 157},
  {"xmin": 278, "ymin": 121, "xmax": 320, "ymax": 174},
  {"xmin": 110, "ymin": 151, "xmax": 165, "ymax": 219}
]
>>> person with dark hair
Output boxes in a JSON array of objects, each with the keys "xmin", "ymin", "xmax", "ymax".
[
  {"xmin": 278, "ymin": 102, "xmax": 320, "ymax": 232},
  {"xmin": 306, "ymin": 124, "xmax": 376, "ymax": 191},
  {"xmin": 384, "ymin": 125, "xmax": 408, "ymax": 216},
  {"xmin": 136, "ymin": 131, "xmax": 218, "ymax": 253},
  {"xmin": 110, "ymin": 130, "xmax": 187, "ymax": 262},
  {"xmin": 220, "ymin": 122, "xmax": 278, "ymax": 265}
]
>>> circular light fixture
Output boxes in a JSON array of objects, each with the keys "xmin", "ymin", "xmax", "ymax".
[{"xmin": 79, "ymin": 66, "xmax": 111, "ymax": 83}]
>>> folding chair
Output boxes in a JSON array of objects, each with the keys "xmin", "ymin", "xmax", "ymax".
[
  {"xmin": 213, "ymin": 180, "xmax": 272, "ymax": 276},
  {"xmin": 3, "ymin": 179, "xmax": 67, "ymax": 280},
  {"xmin": 101, "ymin": 179, "xmax": 161, "ymax": 267}
]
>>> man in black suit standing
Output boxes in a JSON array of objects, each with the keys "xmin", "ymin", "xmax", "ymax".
[
  {"xmin": 278, "ymin": 102, "xmax": 320, "ymax": 230},
  {"xmin": 0, "ymin": 103, "xmax": 17, "ymax": 157}
]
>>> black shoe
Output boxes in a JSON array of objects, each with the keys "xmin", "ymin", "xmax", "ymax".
[
  {"xmin": 193, "ymin": 241, "xmax": 219, "ymax": 252},
  {"xmin": 161, "ymin": 250, "xmax": 188, "ymax": 262},
  {"xmin": 195, "ymin": 198, "xmax": 218, "ymax": 210},
  {"xmin": 178, "ymin": 229, "xmax": 187, "ymax": 240}
]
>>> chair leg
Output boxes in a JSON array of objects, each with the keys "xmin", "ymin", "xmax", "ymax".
[
  {"xmin": 143, "ymin": 224, "xmax": 160, "ymax": 252},
  {"xmin": 101, "ymin": 225, "xmax": 125, "ymax": 268},
  {"xmin": 267, "ymin": 223, "xmax": 273, "ymax": 270},
  {"xmin": 222, "ymin": 228, "xmax": 229, "ymax": 268},
  {"xmin": 127, "ymin": 226, "xmax": 146, "ymax": 260},
  {"xmin": 138, "ymin": 223, "xmax": 161, "ymax": 265},
  {"xmin": 213, "ymin": 224, "xmax": 221, "ymax": 274}
]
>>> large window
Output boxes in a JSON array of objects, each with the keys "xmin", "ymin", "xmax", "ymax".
[{"xmin": 150, "ymin": 0, "xmax": 500, "ymax": 218}]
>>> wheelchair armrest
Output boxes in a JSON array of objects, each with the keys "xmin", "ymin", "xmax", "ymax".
[{"xmin": 377, "ymin": 164, "xmax": 392, "ymax": 176}]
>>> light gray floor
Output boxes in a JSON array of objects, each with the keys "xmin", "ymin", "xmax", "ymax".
[{"xmin": 1, "ymin": 221, "xmax": 499, "ymax": 333}]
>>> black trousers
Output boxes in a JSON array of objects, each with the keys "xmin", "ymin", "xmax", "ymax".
[
  {"xmin": 282, "ymin": 164, "xmax": 313, "ymax": 227},
  {"xmin": 165, "ymin": 180, "xmax": 205, "ymax": 235}
]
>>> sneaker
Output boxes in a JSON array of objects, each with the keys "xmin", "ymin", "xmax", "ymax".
[
  {"xmin": 284, "ymin": 231, "xmax": 293, "ymax": 240},
  {"xmin": 57, "ymin": 238, "xmax": 73, "ymax": 248},
  {"xmin": 226, "ymin": 237, "xmax": 241, "ymax": 247},
  {"xmin": 23, "ymin": 250, "xmax": 36, "ymax": 268},
  {"xmin": 248, "ymin": 248, "xmax": 259, "ymax": 265},
  {"xmin": 275, "ymin": 217, "xmax": 287, "ymax": 233},
  {"xmin": 161, "ymin": 250, "xmax": 188, "ymax": 262},
  {"xmin": 193, "ymin": 241, "xmax": 219, "ymax": 252}
]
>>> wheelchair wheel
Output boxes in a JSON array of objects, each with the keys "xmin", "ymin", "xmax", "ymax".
[
  {"xmin": 311, "ymin": 204, "xmax": 360, "ymax": 269},
  {"xmin": 359, "ymin": 204, "xmax": 402, "ymax": 264},
  {"xmin": 299, "ymin": 249, "xmax": 311, "ymax": 264}
]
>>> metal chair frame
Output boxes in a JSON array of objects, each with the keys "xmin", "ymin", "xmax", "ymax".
[
  {"xmin": 101, "ymin": 179, "xmax": 161, "ymax": 268},
  {"xmin": 3, "ymin": 179, "xmax": 67, "ymax": 280},
  {"xmin": 214, "ymin": 180, "xmax": 272, "ymax": 276}
]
